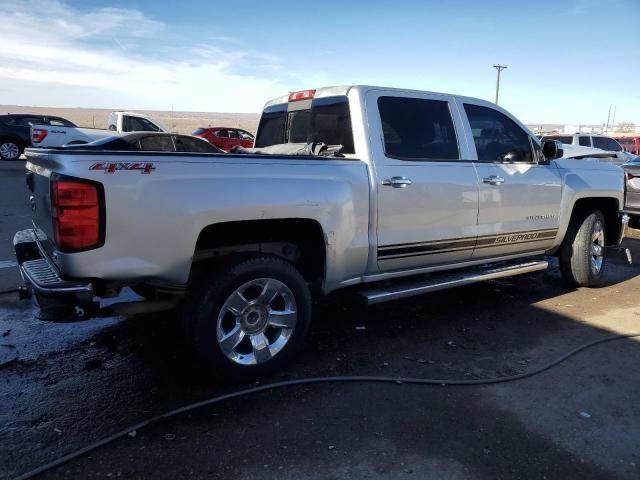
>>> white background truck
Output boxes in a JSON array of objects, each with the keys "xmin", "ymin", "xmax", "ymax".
[
  {"xmin": 29, "ymin": 111, "xmax": 166, "ymax": 148},
  {"xmin": 15, "ymin": 85, "xmax": 630, "ymax": 379}
]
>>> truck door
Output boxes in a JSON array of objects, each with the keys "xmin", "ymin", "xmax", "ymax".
[
  {"xmin": 369, "ymin": 91, "xmax": 480, "ymax": 271},
  {"xmin": 458, "ymin": 100, "xmax": 562, "ymax": 259}
]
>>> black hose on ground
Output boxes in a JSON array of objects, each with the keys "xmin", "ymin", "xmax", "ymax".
[{"xmin": 11, "ymin": 332, "xmax": 640, "ymax": 480}]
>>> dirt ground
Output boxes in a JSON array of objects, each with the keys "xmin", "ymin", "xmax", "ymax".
[
  {"xmin": 1, "ymin": 162, "xmax": 639, "ymax": 479},
  {"xmin": 0, "ymin": 104, "xmax": 261, "ymax": 135}
]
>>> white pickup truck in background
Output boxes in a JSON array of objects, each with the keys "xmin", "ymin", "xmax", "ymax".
[{"xmin": 30, "ymin": 111, "xmax": 166, "ymax": 148}]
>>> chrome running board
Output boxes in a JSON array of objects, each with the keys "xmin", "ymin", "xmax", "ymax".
[{"xmin": 359, "ymin": 260, "xmax": 548, "ymax": 305}]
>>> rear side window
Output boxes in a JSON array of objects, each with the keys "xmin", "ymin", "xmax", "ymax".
[
  {"xmin": 377, "ymin": 96, "xmax": 459, "ymax": 160},
  {"xmin": 139, "ymin": 135, "xmax": 175, "ymax": 151},
  {"xmin": 464, "ymin": 104, "xmax": 533, "ymax": 162},
  {"xmin": 255, "ymin": 98, "xmax": 355, "ymax": 153},
  {"xmin": 174, "ymin": 136, "xmax": 221, "ymax": 153},
  {"xmin": 579, "ymin": 136, "xmax": 591, "ymax": 147}
]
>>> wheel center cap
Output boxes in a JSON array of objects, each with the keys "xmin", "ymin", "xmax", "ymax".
[{"xmin": 241, "ymin": 305, "xmax": 269, "ymax": 333}]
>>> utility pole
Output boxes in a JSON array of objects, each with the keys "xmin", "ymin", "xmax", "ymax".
[
  {"xmin": 605, "ymin": 105, "xmax": 611, "ymax": 133},
  {"xmin": 611, "ymin": 106, "xmax": 617, "ymax": 132},
  {"xmin": 493, "ymin": 64, "xmax": 507, "ymax": 104}
]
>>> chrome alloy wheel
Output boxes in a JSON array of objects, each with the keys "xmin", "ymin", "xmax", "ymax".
[
  {"xmin": 216, "ymin": 278, "xmax": 297, "ymax": 365},
  {"xmin": 0, "ymin": 142, "xmax": 19, "ymax": 160},
  {"xmin": 590, "ymin": 220, "xmax": 605, "ymax": 275}
]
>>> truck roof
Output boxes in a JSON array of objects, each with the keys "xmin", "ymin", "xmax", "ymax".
[{"xmin": 264, "ymin": 85, "xmax": 501, "ymax": 110}]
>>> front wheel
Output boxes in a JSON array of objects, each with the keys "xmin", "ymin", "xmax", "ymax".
[
  {"xmin": 559, "ymin": 209, "xmax": 607, "ymax": 287},
  {"xmin": 184, "ymin": 256, "xmax": 311, "ymax": 380}
]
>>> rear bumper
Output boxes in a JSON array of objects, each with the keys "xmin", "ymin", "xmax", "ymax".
[
  {"xmin": 14, "ymin": 229, "xmax": 181, "ymax": 321},
  {"xmin": 14, "ymin": 229, "xmax": 96, "ymax": 320}
]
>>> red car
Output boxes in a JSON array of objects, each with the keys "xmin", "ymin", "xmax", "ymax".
[
  {"xmin": 192, "ymin": 127, "xmax": 254, "ymax": 151},
  {"xmin": 619, "ymin": 136, "xmax": 640, "ymax": 156}
]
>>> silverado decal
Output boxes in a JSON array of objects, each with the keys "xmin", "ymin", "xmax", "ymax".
[
  {"xmin": 378, "ymin": 229, "xmax": 559, "ymax": 260},
  {"xmin": 493, "ymin": 232, "xmax": 540, "ymax": 244},
  {"xmin": 90, "ymin": 162, "xmax": 155, "ymax": 174}
]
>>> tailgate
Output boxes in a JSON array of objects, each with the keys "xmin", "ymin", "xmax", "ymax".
[{"xmin": 25, "ymin": 151, "xmax": 58, "ymax": 259}]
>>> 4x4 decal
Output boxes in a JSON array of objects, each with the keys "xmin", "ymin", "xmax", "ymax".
[{"xmin": 90, "ymin": 162, "xmax": 155, "ymax": 174}]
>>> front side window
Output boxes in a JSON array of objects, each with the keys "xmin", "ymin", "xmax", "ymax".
[
  {"xmin": 541, "ymin": 135, "xmax": 573, "ymax": 144},
  {"xmin": 238, "ymin": 130, "xmax": 254, "ymax": 140},
  {"xmin": 592, "ymin": 137, "xmax": 613, "ymax": 150},
  {"xmin": 124, "ymin": 116, "xmax": 161, "ymax": 132},
  {"xmin": 464, "ymin": 104, "xmax": 533, "ymax": 162},
  {"xmin": 139, "ymin": 135, "xmax": 175, "ymax": 151},
  {"xmin": 377, "ymin": 96, "xmax": 459, "ymax": 160}
]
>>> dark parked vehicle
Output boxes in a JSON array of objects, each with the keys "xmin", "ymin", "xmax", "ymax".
[
  {"xmin": 192, "ymin": 127, "xmax": 254, "ymax": 151},
  {"xmin": 0, "ymin": 114, "xmax": 76, "ymax": 160},
  {"xmin": 62, "ymin": 132, "xmax": 225, "ymax": 153}
]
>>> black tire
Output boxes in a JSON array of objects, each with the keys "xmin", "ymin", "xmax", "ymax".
[
  {"xmin": 184, "ymin": 255, "xmax": 311, "ymax": 381},
  {"xmin": 0, "ymin": 139, "xmax": 22, "ymax": 161},
  {"xmin": 559, "ymin": 209, "xmax": 607, "ymax": 287}
]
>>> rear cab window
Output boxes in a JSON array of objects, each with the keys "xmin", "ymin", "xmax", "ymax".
[{"xmin": 255, "ymin": 95, "xmax": 355, "ymax": 154}]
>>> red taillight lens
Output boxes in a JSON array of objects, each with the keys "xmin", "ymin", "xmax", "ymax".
[
  {"xmin": 51, "ymin": 178, "xmax": 103, "ymax": 252},
  {"xmin": 32, "ymin": 128, "xmax": 48, "ymax": 143},
  {"xmin": 288, "ymin": 89, "xmax": 316, "ymax": 102}
]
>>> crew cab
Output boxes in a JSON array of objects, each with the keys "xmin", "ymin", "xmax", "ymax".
[
  {"xmin": 30, "ymin": 111, "xmax": 166, "ymax": 148},
  {"xmin": 15, "ymin": 85, "xmax": 630, "ymax": 379}
]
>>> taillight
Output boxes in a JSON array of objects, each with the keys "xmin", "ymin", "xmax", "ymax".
[
  {"xmin": 288, "ymin": 89, "xmax": 316, "ymax": 102},
  {"xmin": 51, "ymin": 176, "xmax": 104, "ymax": 252},
  {"xmin": 32, "ymin": 128, "xmax": 48, "ymax": 143}
]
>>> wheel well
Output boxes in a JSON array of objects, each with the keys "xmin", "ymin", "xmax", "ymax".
[
  {"xmin": 193, "ymin": 219, "xmax": 326, "ymax": 284},
  {"xmin": 0, "ymin": 136, "xmax": 25, "ymax": 148},
  {"xmin": 571, "ymin": 197, "xmax": 620, "ymax": 245}
]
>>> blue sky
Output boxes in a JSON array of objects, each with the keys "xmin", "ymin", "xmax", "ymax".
[{"xmin": 0, "ymin": 0, "xmax": 638, "ymax": 125}]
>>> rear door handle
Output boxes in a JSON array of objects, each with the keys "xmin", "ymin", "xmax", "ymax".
[
  {"xmin": 382, "ymin": 176, "xmax": 412, "ymax": 188},
  {"xmin": 482, "ymin": 175, "xmax": 505, "ymax": 185}
]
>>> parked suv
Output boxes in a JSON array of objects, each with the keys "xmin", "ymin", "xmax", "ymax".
[
  {"xmin": 192, "ymin": 127, "xmax": 254, "ymax": 151},
  {"xmin": 540, "ymin": 133, "xmax": 634, "ymax": 164},
  {"xmin": 0, "ymin": 114, "xmax": 76, "ymax": 160}
]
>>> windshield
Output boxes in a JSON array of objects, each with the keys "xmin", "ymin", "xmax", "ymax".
[{"xmin": 255, "ymin": 97, "xmax": 354, "ymax": 153}]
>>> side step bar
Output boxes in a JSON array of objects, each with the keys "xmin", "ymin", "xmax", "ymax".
[{"xmin": 359, "ymin": 260, "xmax": 548, "ymax": 305}]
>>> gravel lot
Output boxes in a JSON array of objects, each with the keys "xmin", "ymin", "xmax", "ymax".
[{"xmin": 1, "ymin": 159, "xmax": 639, "ymax": 480}]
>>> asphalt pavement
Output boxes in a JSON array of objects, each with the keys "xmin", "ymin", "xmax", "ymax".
[
  {"xmin": 0, "ymin": 163, "xmax": 639, "ymax": 479},
  {"xmin": 0, "ymin": 160, "xmax": 31, "ymax": 292}
]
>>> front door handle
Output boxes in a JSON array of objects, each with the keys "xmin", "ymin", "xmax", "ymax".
[
  {"xmin": 482, "ymin": 175, "xmax": 505, "ymax": 185},
  {"xmin": 382, "ymin": 176, "xmax": 412, "ymax": 188}
]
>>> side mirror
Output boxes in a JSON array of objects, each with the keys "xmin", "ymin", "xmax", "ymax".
[{"xmin": 542, "ymin": 139, "xmax": 563, "ymax": 161}]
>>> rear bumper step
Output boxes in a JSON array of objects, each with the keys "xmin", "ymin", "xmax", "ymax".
[{"xmin": 359, "ymin": 260, "xmax": 549, "ymax": 305}]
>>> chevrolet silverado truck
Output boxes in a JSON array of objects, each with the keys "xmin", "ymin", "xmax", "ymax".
[
  {"xmin": 14, "ymin": 85, "xmax": 631, "ymax": 379},
  {"xmin": 29, "ymin": 111, "xmax": 166, "ymax": 148}
]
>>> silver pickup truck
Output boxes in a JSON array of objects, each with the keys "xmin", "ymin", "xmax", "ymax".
[{"xmin": 14, "ymin": 85, "xmax": 631, "ymax": 379}]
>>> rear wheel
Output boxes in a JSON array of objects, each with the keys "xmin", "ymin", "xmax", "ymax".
[
  {"xmin": 184, "ymin": 256, "xmax": 311, "ymax": 380},
  {"xmin": 0, "ymin": 140, "xmax": 21, "ymax": 160},
  {"xmin": 559, "ymin": 209, "xmax": 607, "ymax": 287}
]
